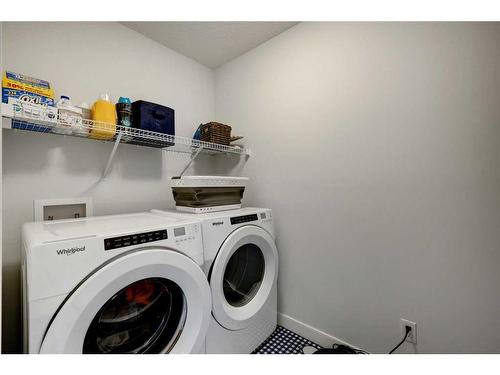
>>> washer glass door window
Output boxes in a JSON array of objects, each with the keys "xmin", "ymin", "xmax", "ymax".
[
  {"xmin": 83, "ymin": 277, "xmax": 186, "ymax": 354},
  {"xmin": 210, "ymin": 226, "xmax": 278, "ymax": 331}
]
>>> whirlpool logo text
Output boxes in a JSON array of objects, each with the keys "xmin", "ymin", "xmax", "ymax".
[{"xmin": 56, "ymin": 246, "xmax": 86, "ymax": 256}]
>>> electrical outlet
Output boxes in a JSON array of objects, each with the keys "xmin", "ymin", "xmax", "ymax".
[{"xmin": 401, "ymin": 319, "xmax": 417, "ymax": 344}]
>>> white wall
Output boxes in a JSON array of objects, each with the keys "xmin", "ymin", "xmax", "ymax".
[
  {"xmin": 215, "ymin": 22, "xmax": 500, "ymax": 353},
  {"xmin": 1, "ymin": 22, "xmax": 217, "ymax": 353}
]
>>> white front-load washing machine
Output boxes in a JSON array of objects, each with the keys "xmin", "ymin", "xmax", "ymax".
[
  {"xmin": 151, "ymin": 208, "xmax": 278, "ymax": 353},
  {"xmin": 22, "ymin": 212, "xmax": 211, "ymax": 354}
]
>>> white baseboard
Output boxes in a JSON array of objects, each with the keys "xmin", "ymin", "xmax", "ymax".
[{"xmin": 278, "ymin": 312, "xmax": 367, "ymax": 352}]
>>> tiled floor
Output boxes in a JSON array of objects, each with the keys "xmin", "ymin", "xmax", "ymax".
[{"xmin": 252, "ymin": 325, "xmax": 322, "ymax": 354}]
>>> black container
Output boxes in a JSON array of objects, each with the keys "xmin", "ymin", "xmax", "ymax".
[{"xmin": 131, "ymin": 100, "xmax": 175, "ymax": 147}]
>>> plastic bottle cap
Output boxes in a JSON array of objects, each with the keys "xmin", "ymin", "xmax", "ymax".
[
  {"xmin": 61, "ymin": 95, "xmax": 70, "ymax": 100},
  {"xmin": 100, "ymin": 93, "xmax": 110, "ymax": 101},
  {"xmin": 118, "ymin": 97, "xmax": 131, "ymax": 104}
]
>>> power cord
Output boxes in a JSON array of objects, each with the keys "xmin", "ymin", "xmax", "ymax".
[
  {"xmin": 302, "ymin": 325, "xmax": 412, "ymax": 354},
  {"xmin": 388, "ymin": 325, "xmax": 412, "ymax": 354},
  {"xmin": 302, "ymin": 344, "xmax": 368, "ymax": 354}
]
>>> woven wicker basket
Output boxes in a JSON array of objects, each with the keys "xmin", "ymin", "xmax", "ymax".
[{"xmin": 200, "ymin": 122, "xmax": 232, "ymax": 145}]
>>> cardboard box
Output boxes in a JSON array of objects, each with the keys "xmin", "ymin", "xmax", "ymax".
[{"xmin": 2, "ymin": 71, "xmax": 55, "ymax": 106}]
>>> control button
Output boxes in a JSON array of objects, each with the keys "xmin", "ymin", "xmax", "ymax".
[{"xmin": 104, "ymin": 229, "xmax": 168, "ymax": 251}]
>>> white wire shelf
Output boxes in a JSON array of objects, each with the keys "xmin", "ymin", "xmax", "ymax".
[{"xmin": 1, "ymin": 103, "xmax": 250, "ymax": 157}]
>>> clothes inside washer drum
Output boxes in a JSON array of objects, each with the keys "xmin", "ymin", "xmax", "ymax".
[{"xmin": 171, "ymin": 187, "xmax": 245, "ymax": 208}]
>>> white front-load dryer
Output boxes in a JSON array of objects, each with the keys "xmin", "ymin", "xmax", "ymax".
[
  {"xmin": 22, "ymin": 212, "xmax": 211, "ymax": 354},
  {"xmin": 152, "ymin": 208, "xmax": 278, "ymax": 354}
]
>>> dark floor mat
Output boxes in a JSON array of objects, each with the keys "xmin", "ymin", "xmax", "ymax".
[{"xmin": 252, "ymin": 325, "xmax": 323, "ymax": 354}]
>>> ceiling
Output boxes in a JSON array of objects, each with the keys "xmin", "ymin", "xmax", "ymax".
[{"xmin": 121, "ymin": 22, "xmax": 298, "ymax": 69}]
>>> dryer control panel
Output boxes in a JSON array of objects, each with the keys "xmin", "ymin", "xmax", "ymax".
[
  {"xmin": 230, "ymin": 214, "xmax": 258, "ymax": 225},
  {"xmin": 104, "ymin": 230, "xmax": 168, "ymax": 250}
]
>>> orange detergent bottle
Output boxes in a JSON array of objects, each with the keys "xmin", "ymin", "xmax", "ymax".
[{"xmin": 90, "ymin": 93, "xmax": 117, "ymax": 140}]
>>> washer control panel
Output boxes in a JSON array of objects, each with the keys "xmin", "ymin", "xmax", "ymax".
[
  {"xmin": 104, "ymin": 229, "xmax": 168, "ymax": 251},
  {"xmin": 230, "ymin": 214, "xmax": 258, "ymax": 225}
]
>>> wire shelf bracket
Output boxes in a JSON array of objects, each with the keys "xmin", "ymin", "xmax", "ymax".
[
  {"xmin": 102, "ymin": 132, "xmax": 123, "ymax": 179},
  {"xmin": 177, "ymin": 146, "xmax": 204, "ymax": 178}
]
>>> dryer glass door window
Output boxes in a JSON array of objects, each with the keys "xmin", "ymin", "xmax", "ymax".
[
  {"xmin": 210, "ymin": 226, "xmax": 278, "ymax": 331},
  {"xmin": 83, "ymin": 278, "xmax": 186, "ymax": 354},
  {"xmin": 223, "ymin": 244, "xmax": 265, "ymax": 307}
]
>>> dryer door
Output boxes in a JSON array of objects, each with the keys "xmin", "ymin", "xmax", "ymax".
[
  {"xmin": 210, "ymin": 225, "xmax": 278, "ymax": 330},
  {"xmin": 39, "ymin": 248, "xmax": 211, "ymax": 353}
]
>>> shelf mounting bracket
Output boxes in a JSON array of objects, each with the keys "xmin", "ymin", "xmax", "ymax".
[
  {"xmin": 102, "ymin": 133, "xmax": 123, "ymax": 179},
  {"xmin": 177, "ymin": 146, "xmax": 204, "ymax": 178}
]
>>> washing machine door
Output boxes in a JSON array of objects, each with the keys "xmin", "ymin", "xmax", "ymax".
[
  {"xmin": 39, "ymin": 248, "xmax": 211, "ymax": 353},
  {"xmin": 209, "ymin": 225, "xmax": 278, "ymax": 331}
]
